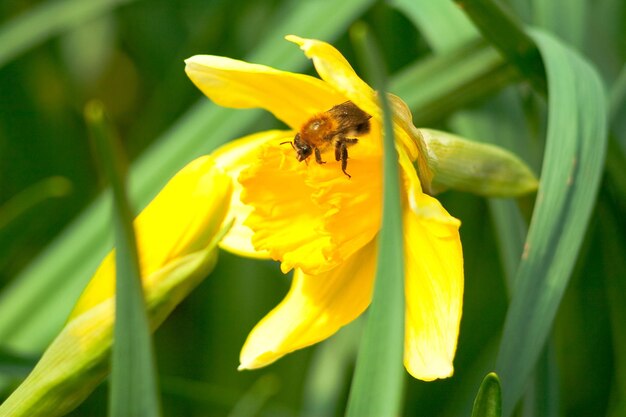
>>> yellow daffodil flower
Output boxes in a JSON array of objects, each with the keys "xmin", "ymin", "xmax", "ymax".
[{"xmin": 185, "ymin": 35, "xmax": 463, "ymax": 380}]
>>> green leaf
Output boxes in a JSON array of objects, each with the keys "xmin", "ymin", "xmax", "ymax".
[
  {"xmin": 449, "ymin": 89, "xmax": 534, "ymax": 290},
  {"xmin": 0, "ymin": 243, "xmax": 223, "ymax": 417},
  {"xmin": 0, "ymin": 0, "xmax": 135, "ymax": 69},
  {"xmin": 85, "ymin": 102, "xmax": 161, "ymax": 417},
  {"xmin": 390, "ymin": 40, "xmax": 518, "ymax": 126},
  {"xmin": 346, "ymin": 23, "xmax": 405, "ymax": 417},
  {"xmin": 600, "ymin": 198, "xmax": 626, "ymax": 417},
  {"xmin": 390, "ymin": 0, "xmax": 479, "ymax": 52},
  {"xmin": 494, "ymin": 29, "xmax": 608, "ymax": 417},
  {"xmin": 0, "ymin": 176, "xmax": 72, "ymax": 230},
  {"xmin": 451, "ymin": 0, "xmax": 547, "ymax": 94},
  {"xmin": 0, "ymin": 0, "xmax": 375, "ymax": 357},
  {"xmin": 0, "ymin": 349, "xmax": 36, "ymax": 379},
  {"xmin": 471, "ymin": 373, "xmax": 502, "ymax": 417},
  {"xmin": 530, "ymin": 0, "xmax": 587, "ymax": 50},
  {"xmin": 227, "ymin": 375, "xmax": 280, "ymax": 417},
  {"xmin": 302, "ymin": 321, "xmax": 362, "ymax": 417}
]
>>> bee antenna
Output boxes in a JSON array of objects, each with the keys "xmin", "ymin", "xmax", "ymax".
[{"xmin": 280, "ymin": 140, "xmax": 296, "ymax": 150}]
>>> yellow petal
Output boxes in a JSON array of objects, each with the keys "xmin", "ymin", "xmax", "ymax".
[
  {"xmin": 286, "ymin": 35, "xmax": 420, "ymax": 161},
  {"xmin": 239, "ymin": 239, "xmax": 377, "ymax": 370},
  {"xmin": 286, "ymin": 35, "xmax": 378, "ymax": 120},
  {"xmin": 185, "ymin": 55, "xmax": 346, "ymax": 130},
  {"xmin": 388, "ymin": 94, "xmax": 432, "ymax": 189},
  {"xmin": 402, "ymin": 169, "xmax": 463, "ymax": 380},
  {"xmin": 213, "ymin": 130, "xmax": 294, "ymax": 259},
  {"xmin": 70, "ymin": 156, "xmax": 232, "ymax": 318}
]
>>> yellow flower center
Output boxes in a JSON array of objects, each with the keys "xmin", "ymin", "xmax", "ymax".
[{"xmin": 239, "ymin": 119, "xmax": 383, "ymax": 275}]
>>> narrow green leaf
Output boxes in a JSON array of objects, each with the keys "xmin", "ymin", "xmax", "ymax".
[
  {"xmin": 0, "ymin": 0, "xmax": 374, "ymax": 357},
  {"xmin": 391, "ymin": 1, "xmax": 533, "ymax": 300},
  {"xmin": 85, "ymin": 101, "xmax": 161, "ymax": 417},
  {"xmin": 452, "ymin": 0, "xmax": 547, "ymax": 94},
  {"xmin": 526, "ymin": 345, "xmax": 560, "ymax": 417},
  {"xmin": 494, "ymin": 29, "xmax": 607, "ymax": 416},
  {"xmin": 390, "ymin": 0, "xmax": 479, "ymax": 52},
  {"xmin": 448, "ymin": 1, "xmax": 608, "ymax": 414},
  {"xmin": 471, "ymin": 373, "xmax": 502, "ymax": 417},
  {"xmin": 531, "ymin": 0, "xmax": 587, "ymax": 50},
  {"xmin": 0, "ymin": 0, "xmax": 135, "ymax": 69},
  {"xmin": 302, "ymin": 321, "xmax": 362, "ymax": 417},
  {"xmin": 0, "ymin": 177, "xmax": 72, "ymax": 230},
  {"xmin": 391, "ymin": 40, "xmax": 518, "ymax": 126},
  {"xmin": 449, "ymin": 89, "xmax": 534, "ymax": 290},
  {"xmin": 0, "ymin": 240, "xmax": 223, "ymax": 417},
  {"xmin": 0, "ymin": 349, "xmax": 36, "ymax": 378},
  {"xmin": 346, "ymin": 23, "xmax": 405, "ymax": 417},
  {"xmin": 227, "ymin": 375, "xmax": 280, "ymax": 417},
  {"xmin": 609, "ymin": 64, "xmax": 626, "ymax": 123}
]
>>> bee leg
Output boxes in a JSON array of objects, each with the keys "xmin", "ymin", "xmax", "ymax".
[
  {"xmin": 335, "ymin": 137, "xmax": 358, "ymax": 161},
  {"xmin": 314, "ymin": 147, "xmax": 326, "ymax": 164},
  {"xmin": 339, "ymin": 142, "xmax": 351, "ymax": 179}
]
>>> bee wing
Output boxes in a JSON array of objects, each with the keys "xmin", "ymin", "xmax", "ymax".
[{"xmin": 326, "ymin": 101, "xmax": 372, "ymax": 134}]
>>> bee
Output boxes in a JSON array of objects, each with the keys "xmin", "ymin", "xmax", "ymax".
[{"xmin": 282, "ymin": 101, "xmax": 372, "ymax": 178}]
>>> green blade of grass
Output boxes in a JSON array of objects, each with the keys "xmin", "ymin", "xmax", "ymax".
[
  {"xmin": 494, "ymin": 28, "xmax": 607, "ymax": 416},
  {"xmin": 85, "ymin": 101, "xmax": 161, "ymax": 417},
  {"xmin": 0, "ymin": 0, "xmax": 135, "ymax": 69},
  {"xmin": 0, "ymin": 0, "xmax": 375, "ymax": 356},
  {"xmin": 346, "ymin": 23, "xmax": 405, "ymax": 417},
  {"xmin": 471, "ymin": 373, "xmax": 502, "ymax": 417}
]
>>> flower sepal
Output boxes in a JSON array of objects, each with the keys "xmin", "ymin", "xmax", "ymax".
[{"xmin": 419, "ymin": 129, "xmax": 539, "ymax": 197}]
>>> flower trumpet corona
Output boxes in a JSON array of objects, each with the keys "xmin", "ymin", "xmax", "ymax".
[{"xmin": 185, "ymin": 35, "xmax": 464, "ymax": 380}]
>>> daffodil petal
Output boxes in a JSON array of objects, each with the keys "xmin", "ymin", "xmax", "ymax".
[
  {"xmin": 402, "ymin": 185, "xmax": 463, "ymax": 380},
  {"xmin": 185, "ymin": 55, "xmax": 346, "ymax": 130},
  {"xmin": 213, "ymin": 130, "xmax": 294, "ymax": 259},
  {"xmin": 70, "ymin": 156, "xmax": 232, "ymax": 318},
  {"xmin": 286, "ymin": 35, "xmax": 378, "ymax": 120},
  {"xmin": 287, "ymin": 36, "xmax": 420, "ymax": 164},
  {"xmin": 239, "ymin": 239, "xmax": 377, "ymax": 370},
  {"xmin": 387, "ymin": 93, "xmax": 432, "ymax": 171}
]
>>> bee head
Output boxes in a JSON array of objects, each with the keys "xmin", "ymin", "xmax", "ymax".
[{"xmin": 293, "ymin": 133, "xmax": 312, "ymax": 162}]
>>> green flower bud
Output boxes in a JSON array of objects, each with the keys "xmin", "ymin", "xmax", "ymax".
[{"xmin": 418, "ymin": 129, "xmax": 538, "ymax": 197}]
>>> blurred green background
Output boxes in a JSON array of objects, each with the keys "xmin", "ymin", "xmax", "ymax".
[{"xmin": 1, "ymin": 0, "xmax": 625, "ymax": 416}]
